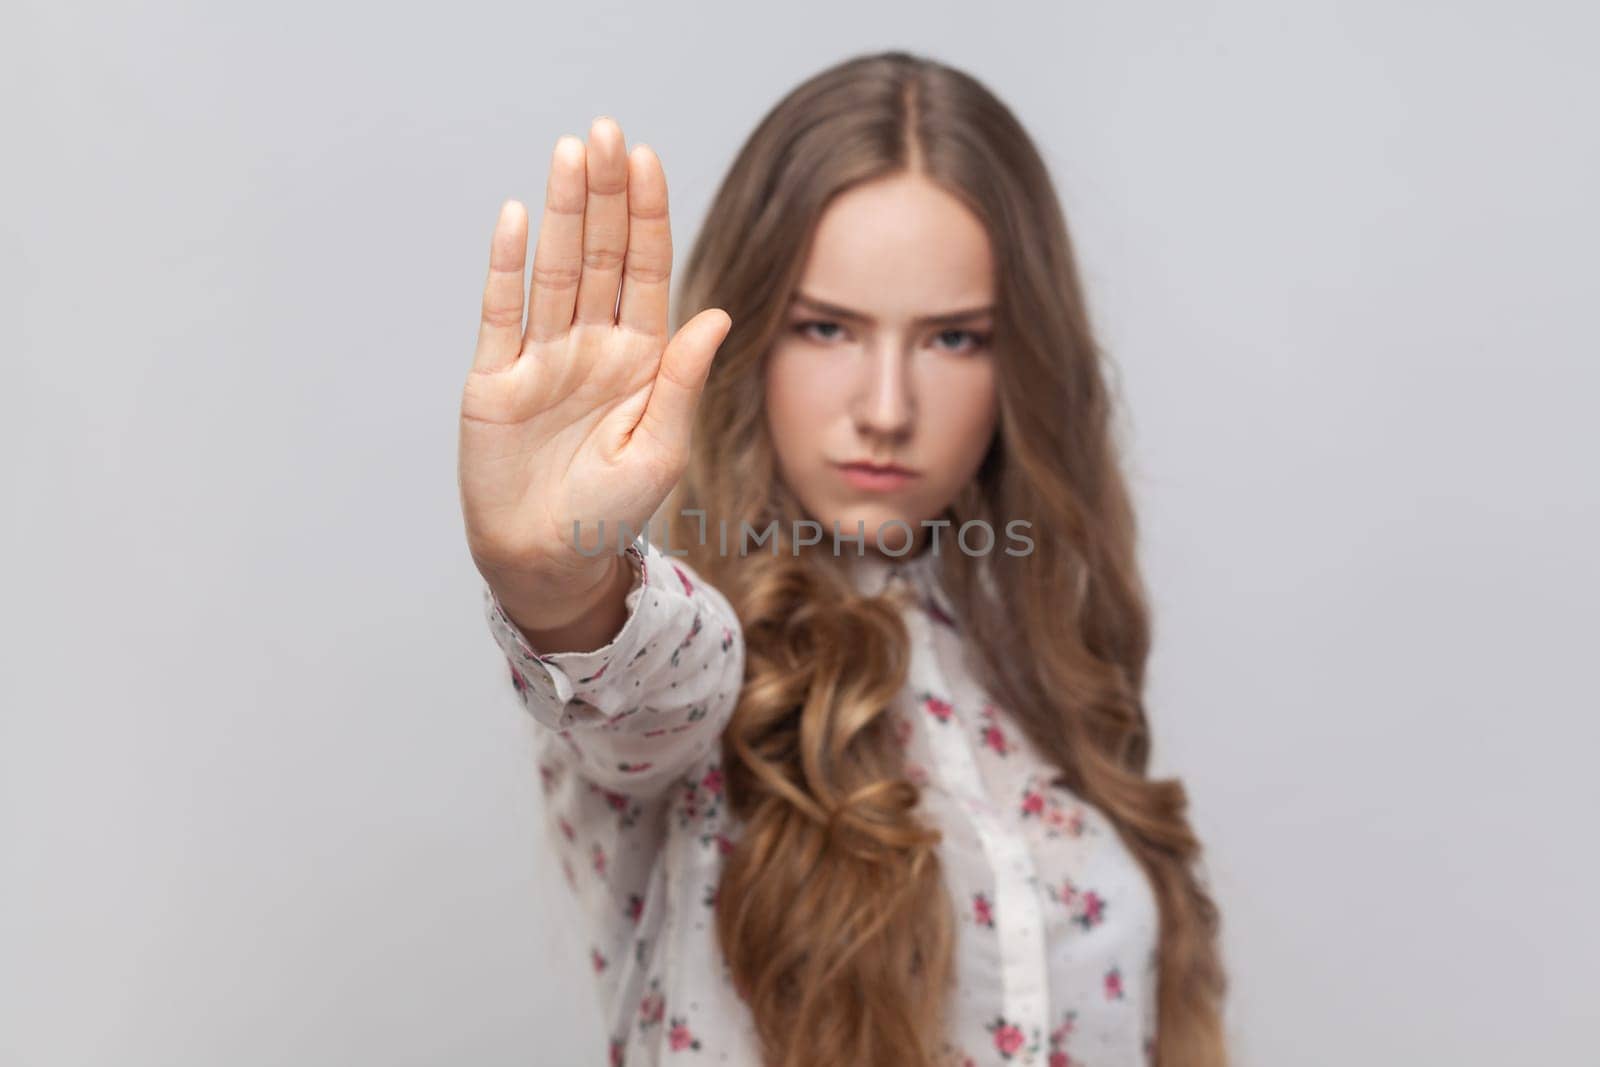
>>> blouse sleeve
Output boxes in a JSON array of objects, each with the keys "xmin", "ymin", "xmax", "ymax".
[
  {"xmin": 482, "ymin": 532, "xmax": 745, "ymax": 798},
  {"xmin": 483, "ymin": 535, "xmax": 744, "ymax": 1035}
]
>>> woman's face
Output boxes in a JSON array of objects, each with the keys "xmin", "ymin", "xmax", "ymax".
[{"xmin": 765, "ymin": 171, "xmax": 1000, "ymax": 559}]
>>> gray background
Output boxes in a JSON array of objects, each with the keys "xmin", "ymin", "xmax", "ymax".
[{"xmin": 5, "ymin": 2, "xmax": 1597, "ymax": 1064}]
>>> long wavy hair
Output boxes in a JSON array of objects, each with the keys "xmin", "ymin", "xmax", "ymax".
[{"xmin": 657, "ymin": 50, "xmax": 1228, "ymax": 1067}]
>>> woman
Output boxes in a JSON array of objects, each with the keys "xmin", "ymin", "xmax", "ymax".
[{"xmin": 458, "ymin": 50, "xmax": 1227, "ymax": 1067}]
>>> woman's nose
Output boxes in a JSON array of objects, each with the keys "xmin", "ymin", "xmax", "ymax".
[{"xmin": 851, "ymin": 340, "xmax": 914, "ymax": 439}]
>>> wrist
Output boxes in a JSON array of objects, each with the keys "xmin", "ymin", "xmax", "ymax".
[{"xmin": 491, "ymin": 550, "xmax": 629, "ymax": 640}]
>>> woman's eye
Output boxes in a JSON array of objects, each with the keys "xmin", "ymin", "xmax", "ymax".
[
  {"xmin": 932, "ymin": 328, "xmax": 992, "ymax": 354},
  {"xmin": 791, "ymin": 320, "xmax": 991, "ymax": 352},
  {"xmin": 794, "ymin": 319, "xmax": 846, "ymax": 343}
]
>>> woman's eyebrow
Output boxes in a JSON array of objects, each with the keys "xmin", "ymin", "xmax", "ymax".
[{"xmin": 790, "ymin": 291, "xmax": 994, "ymax": 326}]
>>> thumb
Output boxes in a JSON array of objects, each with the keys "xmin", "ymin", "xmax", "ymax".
[{"xmin": 634, "ymin": 307, "xmax": 733, "ymax": 461}]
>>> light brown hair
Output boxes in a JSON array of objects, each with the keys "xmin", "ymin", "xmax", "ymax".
[{"xmin": 661, "ymin": 49, "xmax": 1228, "ymax": 1067}]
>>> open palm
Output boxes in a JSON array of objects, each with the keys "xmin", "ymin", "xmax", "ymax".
[{"xmin": 459, "ymin": 117, "xmax": 730, "ymax": 590}]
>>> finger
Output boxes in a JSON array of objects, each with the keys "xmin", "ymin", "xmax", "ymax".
[
  {"xmin": 573, "ymin": 116, "xmax": 630, "ymax": 326},
  {"xmin": 525, "ymin": 135, "xmax": 587, "ymax": 346},
  {"xmin": 472, "ymin": 199, "xmax": 527, "ymax": 375},
  {"xmin": 632, "ymin": 308, "xmax": 733, "ymax": 461},
  {"xmin": 616, "ymin": 144, "xmax": 671, "ymax": 339}
]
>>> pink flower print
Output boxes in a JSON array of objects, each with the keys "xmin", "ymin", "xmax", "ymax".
[
  {"xmin": 561, "ymin": 856, "xmax": 575, "ymax": 889},
  {"xmin": 980, "ymin": 722, "xmax": 1010, "ymax": 756},
  {"xmin": 972, "ymin": 891, "xmax": 994, "ymax": 928},
  {"xmin": 592, "ymin": 841, "xmax": 607, "ymax": 879},
  {"xmin": 609, "ymin": 1037, "xmax": 625, "ymax": 1067},
  {"xmin": 677, "ymin": 771, "xmax": 726, "ymax": 829},
  {"xmin": 537, "ymin": 761, "xmax": 557, "ymax": 795},
  {"xmin": 984, "ymin": 1016, "xmax": 1035, "ymax": 1059},
  {"xmin": 672, "ymin": 563, "xmax": 695, "ymax": 596},
  {"xmin": 639, "ymin": 989, "xmax": 665, "ymax": 1028},
  {"xmin": 1105, "ymin": 966, "xmax": 1124, "ymax": 1000},
  {"xmin": 558, "ymin": 816, "xmax": 575, "ymax": 842},
  {"xmin": 1023, "ymin": 782, "xmax": 1085, "ymax": 839},
  {"xmin": 1079, "ymin": 890, "xmax": 1105, "ymax": 929},
  {"xmin": 625, "ymin": 893, "xmax": 644, "ymax": 924},
  {"xmin": 994, "ymin": 1023, "xmax": 1024, "ymax": 1056},
  {"xmin": 697, "ymin": 830, "xmax": 736, "ymax": 856},
  {"xmin": 923, "ymin": 694, "xmax": 954, "ymax": 724},
  {"xmin": 591, "ymin": 947, "xmax": 607, "ymax": 973},
  {"xmin": 667, "ymin": 1016, "xmax": 702, "ymax": 1051},
  {"xmin": 592, "ymin": 785, "xmax": 642, "ymax": 830},
  {"xmin": 904, "ymin": 761, "xmax": 930, "ymax": 787},
  {"xmin": 1049, "ymin": 1008, "xmax": 1079, "ymax": 1065},
  {"xmin": 1047, "ymin": 878, "xmax": 1107, "ymax": 929},
  {"xmin": 977, "ymin": 703, "xmax": 1011, "ymax": 741},
  {"xmin": 720, "ymin": 625, "xmax": 734, "ymax": 652},
  {"xmin": 1041, "ymin": 806, "xmax": 1071, "ymax": 835}
]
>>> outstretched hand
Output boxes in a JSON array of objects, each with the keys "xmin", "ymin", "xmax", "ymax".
[{"xmin": 459, "ymin": 117, "xmax": 731, "ymax": 605}]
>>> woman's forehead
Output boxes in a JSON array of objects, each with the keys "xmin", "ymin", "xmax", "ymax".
[{"xmin": 794, "ymin": 176, "xmax": 995, "ymax": 315}]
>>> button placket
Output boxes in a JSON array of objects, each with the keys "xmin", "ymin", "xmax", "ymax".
[{"xmin": 904, "ymin": 606, "xmax": 1050, "ymax": 1063}]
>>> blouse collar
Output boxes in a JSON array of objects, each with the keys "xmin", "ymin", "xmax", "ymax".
[{"xmin": 842, "ymin": 546, "xmax": 961, "ymax": 628}]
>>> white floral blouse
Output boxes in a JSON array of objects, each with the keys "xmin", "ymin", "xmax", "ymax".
[{"xmin": 483, "ymin": 534, "xmax": 1159, "ymax": 1067}]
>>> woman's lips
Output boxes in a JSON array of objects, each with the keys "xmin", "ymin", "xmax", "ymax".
[{"xmin": 834, "ymin": 462, "xmax": 919, "ymax": 492}]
